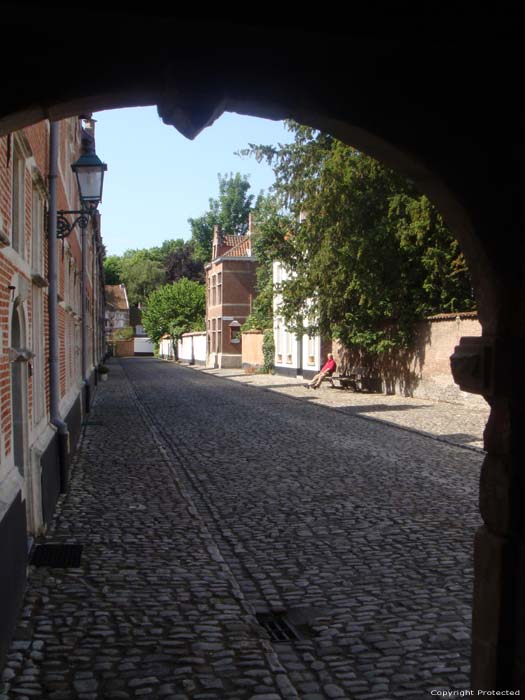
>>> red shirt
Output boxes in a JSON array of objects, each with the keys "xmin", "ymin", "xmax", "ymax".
[{"xmin": 321, "ymin": 358, "xmax": 336, "ymax": 374}]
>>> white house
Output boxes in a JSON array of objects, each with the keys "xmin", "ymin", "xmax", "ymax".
[{"xmin": 273, "ymin": 261, "xmax": 331, "ymax": 379}]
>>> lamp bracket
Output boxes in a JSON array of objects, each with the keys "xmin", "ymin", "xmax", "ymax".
[{"xmin": 55, "ymin": 205, "xmax": 97, "ymax": 239}]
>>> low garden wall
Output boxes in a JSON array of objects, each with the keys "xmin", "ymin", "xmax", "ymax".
[
  {"xmin": 178, "ymin": 332, "xmax": 207, "ymax": 364},
  {"xmin": 114, "ymin": 339, "xmax": 134, "ymax": 357},
  {"xmin": 333, "ymin": 312, "xmax": 486, "ymax": 407},
  {"xmin": 241, "ymin": 330, "xmax": 264, "ymax": 369}
]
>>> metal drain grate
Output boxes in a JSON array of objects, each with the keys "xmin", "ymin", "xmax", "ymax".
[
  {"xmin": 30, "ymin": 544, "xmax": 83, "ymax": 568},
  {"xmin": 256, "ymin": 612, "xmax": 301, "ymax": 642}
]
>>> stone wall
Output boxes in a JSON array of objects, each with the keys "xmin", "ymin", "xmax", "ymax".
[{"xmin": 333, "ymin": 312, "xmax": 486, "ymax": 407}]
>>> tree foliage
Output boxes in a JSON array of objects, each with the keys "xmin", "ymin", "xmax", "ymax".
[
  {"xmin": 141, "ymin": 279, "xmax": 206, "ymax": 348},
  {"xmin": 165, "ymin": 240, "xmax": 204, "ymax": 284},
  {"xmin": 241, "ymin": 195, "xmax": 281, "ymax": 331},
  {"xmin": 113, "ymin": 325, "xmax": 134, "ymax": 341},
  {"xmin": 119, "ymin": 250, "xmax": 166, "ymax": 307},
  {"xmin": 244, "ymin": 124, "xmax": 475, "ymax": 353},
  {"xmin": 188, "ymin": 172, "xmax": 258, "ymax": 262},
  {"xmin": 103, "ymin": 255, "xmax": 122, "ymax": 285}
]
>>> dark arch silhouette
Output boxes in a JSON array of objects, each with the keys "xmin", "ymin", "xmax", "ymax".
[{"xmin": 1, "ymin": 9, "xmax": 523, "ymax": 691}]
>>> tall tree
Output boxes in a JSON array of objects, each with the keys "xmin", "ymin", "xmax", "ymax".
[
  {"xmin": 244, "ymin": 123, "xmax": 475, "ymax": 354},
  {"xmin": 189, "ymin": 172, "xmax": 257, "ymax": 263},
  {"xmin": 119, "ymin": 250, "xmax": 166, "ymax": 306},
  {"xmin": 103, "ymin": 255, "xmax": 122, "ymax": 285},
  {"xmin": 242, "ymin": 195, "xmax": 282, "ymax": 331},
  {"xmin": 142, "ymin": 279, "xmax": 206, "ymax": 352},
  {"xmin": 165, "ymin": 240, "xmax": 204, "ymax": 284},
  {"xmin": 103, "ymin": 238, "xmax": 206, "ymax": 305}
]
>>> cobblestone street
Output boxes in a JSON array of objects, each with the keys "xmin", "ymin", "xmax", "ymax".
[{"xmin": 2, "ymin": 358, "xmax": 488, "ymax": 700}]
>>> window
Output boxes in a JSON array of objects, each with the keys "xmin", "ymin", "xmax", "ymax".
[
  {"xmin": 31, "ymin": 185, "xmax": 45, "ymax": 275},
  {"xmin": 229, "ymin": 320, "xmax": 241, "ymax": 345},
  {"xmin": 32, "ymin": 286, "xmax": 44, "ymax": 425},
  {"xmin": 217, "ymin": 317, "xmax": 222, "ymax": 352},
  {"xmin": 11, "ymin": 145, "xmax": 26, "ymax": 256},
  {"xmin": 211, "ymin": 318, "xmax": 216, "ymax": 352},
  {"xmin": 285, "ymin": 329, "xmax": 293, "ymax": 363},
  {"xmin": 212, "ymin": 275, "xmax": 216, "ymax": 305},
  {"xmin": 308, "ymin": 335, "xmax": 316, "ymax": 365},
  {"xmin": 217, "ymin": 272, "xmax": 222, "ymax": 304}
]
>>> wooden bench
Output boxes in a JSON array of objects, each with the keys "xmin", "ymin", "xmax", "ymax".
[
  {"xmin": 326, "ymin": 366, "xmax": 378, "ymax": 391},
  {"xmin": 327, "ymin": 373, "xmax": 360, "ymax": 391}
]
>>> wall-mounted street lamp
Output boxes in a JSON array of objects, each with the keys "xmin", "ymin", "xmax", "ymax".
[
  {"xmin": 52, "ymin": 127, "xmax": 107, "ymax": 415},
  {"xmin": 56, "ymin": 151, "xmax": 107, "ymax": 239}
]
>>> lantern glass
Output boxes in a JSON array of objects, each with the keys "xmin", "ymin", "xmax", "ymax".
[{"xmin": 71, "ymin": 153, "xmax": 107, "ymax": 205}]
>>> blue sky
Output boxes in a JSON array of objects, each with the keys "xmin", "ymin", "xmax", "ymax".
[{"xmin": 92, "ymin": 106, "xmax": 293, "ymax": 257}]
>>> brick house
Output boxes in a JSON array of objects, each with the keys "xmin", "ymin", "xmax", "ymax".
[
  {"xmin": 105, "ymin": 283, "xmax": 132, "ymax": 356},
  {"xmin": 205, "ymin": 223, "xmax": 257, "ymax": 368},
  {"xmin": 130, "ymin": 304, "xmax": 154, "ymax": 356},
  {"xmin": 0, "ymin": 117, "xmax": 106, "ymax": 666},
  {"xmin": 105, "ymin": 283, "xmax": 130, "ymax": 335}
]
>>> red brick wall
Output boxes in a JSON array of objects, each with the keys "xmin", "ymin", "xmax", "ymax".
[
  {"xmin": 114, "ymin": 339, "xmax": 134, "ymax": 357},
  {"xmin": 206, "ymin": 258, "xmax": 257, "ymax": 357},
  {"xmin": 0, "ymin": 116, "xmax": 101, "ymax": 465}
]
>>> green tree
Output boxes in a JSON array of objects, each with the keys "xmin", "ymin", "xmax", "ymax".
[
  {"xmin": 189, "ymin": 172, "xmax": 258, "ymax": 263},
  {"xmin": 103, "ymin": 238, "xmax": 206, "ymax": 305},
  {"xmin": 142, "ymin": 279, "xmax": 206, "ymax": 353},
  {"xmin": 119, "ymin": 250, "xmax": 166, "ymax": 306},
  {"xmin": 165, "ymin": 240, "xmax": 204, "ymax": 284},
  {"xmin": 245, "ymin": 123, "xmax": 474, "ymax": 354},
  {"xmin": 148, "ymin": 239, "xmax": 186, "ymax": 265},
  {"xmin": 242, "ymin": 195, "xmax": 282, "ymax": 331},
  {"xmin": 103, "ymin": 255, "xmax": 122, "ymax": 285}
]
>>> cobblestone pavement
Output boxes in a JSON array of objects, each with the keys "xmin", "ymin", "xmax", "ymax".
[
  {"xmin": 192, "ymin": 366, "xmax": 489, "ymax": 453},
  {"xmin": 2, "ymin": 358, "xmax": 487, "ymax": 699}
]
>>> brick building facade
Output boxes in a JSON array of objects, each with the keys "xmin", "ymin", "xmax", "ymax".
[
  {"xmin": 205, "ymin": 224, "xmax": 257, "ymax": 368},
  {"xmin": 0, "ymin": 117, "xmax": 106, "ymax": 666}
]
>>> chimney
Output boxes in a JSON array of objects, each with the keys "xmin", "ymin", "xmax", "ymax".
[
  {"xmin": 80, "ymin": 116, "xmax": 97, "ymax": 155},
  {"xmin": 212, "ymin": 224, "xmax": 221, "ymax": 260}
]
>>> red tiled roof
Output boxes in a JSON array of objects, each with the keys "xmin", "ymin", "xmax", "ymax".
[
  {"xmin": 427, "ymin": 311, "xmax": 478, "ymax": 321},
  {"xmin": 105, "ymin": 285, "xmax": 129, "ymax": 311},
  {"xmin": 222, "ymin": 236, "xmax": 252, "ymax": 257},
  {"xmin": 222, "ymin": 234, "xmax": 243, "ymax": 247}
]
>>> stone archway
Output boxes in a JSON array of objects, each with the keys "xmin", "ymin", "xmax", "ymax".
[{"xmin": 0, "ymin": 9, "xmax": 523, "ymax": 691}]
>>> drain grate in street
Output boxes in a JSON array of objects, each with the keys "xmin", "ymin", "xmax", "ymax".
[
  {"xmin": 256, "ymin": 612, "xmax": 301, "ymax": 642},
  {"xmin": 30, "ymin": 544, "xmax": 83, "ymax": 568}
]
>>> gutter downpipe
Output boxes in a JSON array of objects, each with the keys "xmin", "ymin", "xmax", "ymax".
[
  {"xmin": 81, "ymin": 208, "xmax": 90, "ymax": 413},
  {"xmin": 48, "ymin": 121, "xmax": 70, "ymax": 492}
]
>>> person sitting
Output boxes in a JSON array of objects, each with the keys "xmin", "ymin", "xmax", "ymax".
[{"xmin": 307, "ymin": 353, "xmax": 337, "ymax": 389}]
